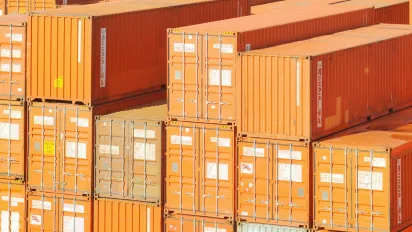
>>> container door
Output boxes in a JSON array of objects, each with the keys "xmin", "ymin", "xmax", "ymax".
[
  {"xmin": 27, "ymin": 194, "xmax": 59, "ymax": 231},
  {"xmin": 7, "ymin": 0, "xmax": 29, "ymax": 14},
  {"xmin": 58, "ymin": 196, "xmax": 91, "ymax": 232},
  {"xmin": 0, "ymin": 102, "xmax": 25, "ymax": 180},
  {"xmin": 0, "ymin": 182, "xmax": 25, "ymax": 232},
  {"xmin": 165, "ymin": 216, "xmax": 234, "ymax": 232},
  {"xmin": 203, "ymin": 34, "xmax": 236, "ymax": 123},
  {"xmin": 61, "ymin": 107, "xmax": 92, "ymax": 195},
  {"xmin": 165, "ymin": 122, "xmax": 200, "ymax": 215},
  {"xmin": 199, "ymin": 125, "xmax": 234, "ymax": 218},
  {"xmin": 168, "ymin": 31, "xmax": 202, "ymax": 121},
  {"xmin": 352, "ymin": 149, "xmax": 390, "ymax": 232},
  {"xmin": 314, "ymin": 146, "xmax": 350, "ymax": 231}
]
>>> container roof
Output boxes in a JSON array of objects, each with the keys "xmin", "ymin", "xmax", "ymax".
[
  {"xmin": 176, "ymin": 3, "xmax": 373, "ymax": 33},
  {"xmin": 0, "ymin": 14, "xmax": 28, "ymax": 25},
  {"xmin": 329, "ymin": 0, "xmax": 409, "ymax": 9},
  {"xmin": 246, "ymin": 24, "xmax": 412, "ymax": 57},
  {"xmin": 107, "ymin": 100, "xmax": 167, "ymax": 120},
  {"xmin": 31, "ymin": 0, "xmax": 213, "ymax": 17}
]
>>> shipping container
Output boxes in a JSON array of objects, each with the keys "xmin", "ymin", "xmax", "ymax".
[
  {"xmin": 27, "ymin": 192, "xmax": 92, "ymax": 232},
  {"xmin": 250, "ymin": 0, "xmax": 280, "ymax": 6},
  {"xmin": 27, "ymin": 90, "xmax": 165, "ymax": 195},
  {"xmin": 94, "ymin": 198, "xmax": 162, "ymax": 232},
  {"xmin": 251, "ymin": 0, "xmax": 333, "ymax": 14},
  {"xmin": 0, "ymin": 0, "xmax": 5, "ymax": 15},
  {"xmin": 0, "ymin": 15, "xmax": 27, "ymax": 101},
  {"xmin": 167, "ymin": 4, "xmax": 374, "ymax": 124},
  {"xmin": 238, "ymin": 24, "xmax": 412, "ymax": 141},
  {"xmin": 0, "ymin": 181, "xmax": 26, "ymax": 232},
  {"xmin": 165, "ymin": 215, "xmax": 234, "ymax": 232},
  {"xmin": 27, "ymin": 0, "xmax": 249, "ymax": 106},
  {"xmin": 0, "ymin": 100, "xmax": 25, "ymax": 181},
  {"xmin": 314, "ymin": 129, "xmax": 412, "ymax": 232},
  {"xmin": 94, "ymin": 101, "xmax": 166, "ymax": 203},
  {"xmin": 237, "ymin": 137, "xmax": 312, "ymax": 228},
  {"xmin": 7, "ymin": 0, "xmax": 100, "ymax": 14},
  {"xmin": 237, "ymin": 222, "xmax": 310, "ymax": 232},
  {"xmin": 165, "ymin": 121, "xmax": 236, "ymax": 219}
]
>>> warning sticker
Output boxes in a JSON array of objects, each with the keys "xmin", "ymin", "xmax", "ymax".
[
  {"xmin": 210, "ymin": 137, "xmax": 231, "ymax": 147},
  {"xmin": 358, "ymin": 171, "xmax": 383, "ymax": 191},
  {"xmin": 66, "ymin": 142, "xmax": 87, "ymax": 159},
  {"xmin": 30, "ymin": 214, "xmax": 41, "ymax": 225},
  {"xmin": 320, "ymin": 173, "xmax": 344, "ymax": 184},
  {"xmin": 171, "ymin": 135, "xmax": 192, "ymax": 146},
  {"xmin": 43, "ymin": 141, "xmax": 55, "ymax": 155},
  {"xmin": 240, "ymin": 163, "xmax": 253, "ymax": 174},
  {"xmin": 134, "ymin": 143, "xmax": 156, "ymax": 161},
  {"xmin": 206, "ymin": 163, "xmax": 229, "ymax": 180},
  {"xmin": 242, "ymin": 147, "xmax": 264, "ymax": 157}
]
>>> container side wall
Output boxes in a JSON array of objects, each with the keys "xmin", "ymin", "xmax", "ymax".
[{"xmin": 375, "ymin": 2, "xmax": 410, "ymax": 24}]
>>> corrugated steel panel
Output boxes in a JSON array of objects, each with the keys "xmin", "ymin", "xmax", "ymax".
[
  {"xmin": 94, "ymin": 102, "xmax": 166, "ymax": 203},
  {"xmin": 239, "ymin": 24, "xmax": 412, "ymax": 141},
  {"xmin": 28, "ymin": 0, "xmax": 247, "ymax": 106},
  {"xmin": 0, "ymin": 181, "xmax": 25, "ymax": 232},
  {"xmin": 165, "ymin": 215, "xmax": 234, "ymax": 232},
  {"xmin": 375, "ymin": 2, "xmax": 409, "ymax": 24},
  {"xmin": 165, "ymin": 121, "xmax": 236, "ymax": 219},
  {"xmin": 168, "ymin": 4, "xmax": 374, "ymax": 124},
  {"xmin": 237, "ymin": 222, "xmax": 310, "ymax": 232}
]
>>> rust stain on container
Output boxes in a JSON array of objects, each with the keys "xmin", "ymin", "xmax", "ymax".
[
  {"xmin": 28, "ymin": 0, "xmax": 248, "ymax": 106},
  {"xmin": 237, "ymin": 137, "xmax": 312, "ymax": 228},
  {"xmin": 94, "ymin": 101, "xmax": 167, "ymax": 203},
  {"xmin": 165, "ymin": 215, "xmax": 235, "ymax": 232},
  {"xmin": 238, "ymin": 24, "xmax": 412, "ymax": 141},
  {"xmin": 0, "ymin": 101, "xmax": 25, "ymax": 181},
  {"xmin": 27, "ymin": 90, "xmax": 165, "ymax": 195},
  {"xmin": 165, "ymin": 121, "xmax": 236, "ymax": 219},
  {"xmin": 0, "ymin": 15, "xmax": 27, "ymax": 101},
  {"xmin": 314, "ymin": 129, "xmax": 412, "ymax": 232},
  {"xmin": 94, "ymin": 198, "xmax": 162, "ymax": 232},
  {"xmin": 168, "ymin": 3, "xmax": 374, "ymax": 124},
  {"xmin": 0, "ymin": 181, "xmax": 26, "ymax": 232},
  {"xmin": 27, "ymin": 192, "xmax": 92, "ymax": 232}
]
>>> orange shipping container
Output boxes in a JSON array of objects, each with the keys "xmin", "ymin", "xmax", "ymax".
[
  {"xmin": 0, "ymin": 15, "xmax": 27, "ymax": 101},
  {"xmin": 0, "ymin": 181, "xmax": 26, "ymax": 232},
  {"xmin": 27, "ymin": 192, "xmax": 92, "ymax": 232},
  {"xmin": 27, "ymin": 90, "xmax": 165, "ymax": 195},
  {"xmin": 94, "ymin": 102, "xmax": 166, "ymax": 203},
  {"xmin": 28, "ymin": 0, "xmax": 248, "ymax": 106},
  {"xmin": 165, "ymin": 215, "xmax": 234, "ymax": 232},
  {"xmin": 167, "ymin": 4, "xmax": 374, "ymax": 124},
  {"xmin": 94, "ymin": 199, "xmax": 162, "ymax": 232},
  {"xmin": 0, "ymin": 0, "xmax": 5, "ymax": 15},
  {"xmin": 250, "ymin": 0, "xmax": 280, "ymax": 6},
  {"xmin": 0, "ymin": 101, "xmax": 25, "ymax": 181},
  {"xmin": 314, "ymin": 130, "xmax": 412, "ymax": 232},
  {"xmin": 165, "ymin": 121, "xmax": 236, "ymax": 219},
  {"xmin": 237, "ymin": 138, "xmax": 312, "ymax": 228},
  {"xmin": 238, "ymin": 24, "xmax": 412, "ymax": 141},
  {"xmin": 7, "ymin": 0, "xmax": 100, "ymax": 14}
]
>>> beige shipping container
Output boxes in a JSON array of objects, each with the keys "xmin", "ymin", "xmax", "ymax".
[
  {"xmin": 94, "ymin": 101, "xmax": 166, "ymax": 203},
  {"xmin": 165, "ymin": 215, "xmax": 235, "ymax": 232},
  {"xmin": 0, "ymin": 15, "xmax": 27, "ymax": 101},
  {"xmin": 165, "ymin": 121, "xmax": 236, "ymax": 219},
  {"xmin": 0, "ymin": 181, "xmax": 26, "ymax": 232},
  {"xmin": 94, "ymin": 198, "xmax": 162, "ymax": 232},
  {"xmin": 0, "ymin": 100, "xmax": 25, "ymax": 181},
  {"xmin": 27, "ymin": 192, "xmax": 92, "ymax": 232},
  {"xmin": 238, "ymin": 24, "xmax": 412, "ymax": 141}
]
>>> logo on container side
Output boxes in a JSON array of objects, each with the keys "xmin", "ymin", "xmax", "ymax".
[
  {"xmin": 100, "ymin": 28, "xmax": 107, "ymax": 88},
  {"xmin": 397, "ymin": 158, "xmax": 402, "ymax": 224},
  {"xmin": 317, "ymin": 61, "xmax": 323, "ymax": 128}
]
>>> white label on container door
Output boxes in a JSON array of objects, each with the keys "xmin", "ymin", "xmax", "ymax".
[
  {"xmin": 134, "ymin": 143, "xmax": 156, "ymax": 161},
  {"xmin": 2, "ymin": 110, "xmax": 22, "ymax": 119},
  {"xmin": 70, "ymin": 118, "xmax": 89, "ymax": 128},
  {"xmin": 242, "ymin": 147, "xmax": 264, "ymax": 157},
  {"xmin": 100, "ymin": 28, "xmax": 106, "ymax": 88},
  {"xmin": 30, "ymin": 214, "xmax": 41, "ymax": 225},
  {"xmin": 210, "ymin": 137, "xmax": 231, "ymax": 147},
  {"xmin": 240, "ymin": 163, "xmax": 253, "ymax": 174},
  {"xmin": 65, "ymin": 142, "xmax": 87, "ymax": 159},
  {"xmin": 0, "ymin": 64, "xmax": 21, "ymax": 73},
  {"xmin": 364, "ymin": 157, "xmax": 386, "ymax": 167},
  {"xmin": 5, "ymin": 34, "xmax": 23, "ymax": 42},
  {"xmin": 11, "ymin": 198, "xmax": 24, "ymax": 203},
  {"xmin": 134, "ymin": 129, "xmax": 155, "ymax": 139},
  {"xmin": 316, "ymin": 61, "xmax": 323, "ymax": 128},
  {"xmin": 320, "ymin": 173, "xmax": 344, "ymax": 184},
  {"xmin": 171, "ymin": 135, "xmax": 192, "ymax": 146},
  {"xmin": 204, "ymin": 228, "xmax": 227, "ymax": 232},
  {"xmin": 397, "ymin": 159, "xmax": 402, "ymax": 224},
  {"xmin": 173, "ymin": 43, "xmax": 195, "ymax": 53},
  {"xmin": 34, "ymin": 116, "xmax": 54, "ymax": 126},
  {"xmin": 99, "ymin": 145, "xmax": 120, "ymax": 155},
  {"xmin": 1, "ymin": 211, "xmax": 19, "ymax": 232},
  {"xmin": 358, "ymin": 171, "xmax": 383, "ymax": 191},
  {"xmin": 278, "ymin": 150, "xmax": 302, "ymax": 160},
  {"xmin": 213, "ymin": 44, "xmax": 233, "ymax": 54},
  {"xmin": 32, "ymin": 200, "xmax": 51, "ymax": 210},
  {"xmin": 1, "ymin": 49, "xmax": 22, "ymax": 58},
  {"xmin": 209, "ymin": 69, "xmax": 232, "ymax": 86},
  {"xmin": 63, "ymin": 216, "xmax": 84, "ymax": 232},
  {"xmin": 206, "ymin": 163, "xmax": 229, "ymax": 180},
  {"xmin": 278, "ymin": 163, "xmax": 302, "ymax": 182},
  {"xmin": 0, "ymin": 123, "xmax": 19, "ymax": 140},
  {"xmin": 63, "ymin": 203, "xmax": 84, "ymax": 213},
  {"xmin": 296, "ymin": 61, "xmax": 300, "ymax": 107}
]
